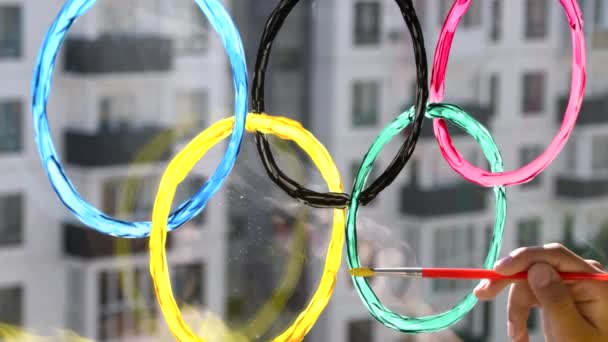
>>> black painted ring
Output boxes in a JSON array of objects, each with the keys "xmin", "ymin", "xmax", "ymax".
[{"xmin": 252, "ymin": 0, "xmax": 429, "ymax": 209}]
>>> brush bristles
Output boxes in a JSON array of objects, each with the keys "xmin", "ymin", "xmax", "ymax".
[{"xmin": 348, "ymin": 267, "xmax": 375, "ymax": 277}]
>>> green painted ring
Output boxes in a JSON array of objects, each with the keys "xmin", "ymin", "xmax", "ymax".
[{"xmin": 346, "ymin": 103, "xmax": 507, "ymax": 333}]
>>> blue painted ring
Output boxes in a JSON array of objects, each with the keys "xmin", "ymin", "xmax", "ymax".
[{"xmin": 32, "ymin": 0, "xmax": 248, "ymax": 237}]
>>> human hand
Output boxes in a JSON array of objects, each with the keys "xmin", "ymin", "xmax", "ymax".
[{"xmin": 473, "ymin": 243, "xmax": 608, "ymax": 342}]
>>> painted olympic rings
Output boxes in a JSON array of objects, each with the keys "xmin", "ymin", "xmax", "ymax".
[
  {"xmin": 251, "ymin": 0, "xmax": 429, "ymax": 208},
  {"xmin": 346, "ymin": 103, "xmax": 507, "ymax": 332},
  {"xmin": 32, "ymin": 0, "xmax": 248, "ymax": 237},
  {"xmin": 30, "ymin": 0, "xmax": 591, "ymax": 339},
  {"xmin": 149, "ymin": 114, "xmax": 345, "ymax": 341},
  {"xmin": 430, "ymin": 0, "xmax": 585, "ymax": 187}
]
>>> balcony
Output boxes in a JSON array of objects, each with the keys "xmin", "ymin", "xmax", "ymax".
[
  {"xmin": 401, "ymin": 182, "xmax": 487, "ymax": 217},
  {"xmin": 64, "ymin": 125, "xmax": 173, "ymax": 167},
  {"xmin": 557, "ymin": 95, "xmax": 608, "ymax": 126},
  {"xmin": 64, "ymin": 35, "xmax": 173, "ymax": 74},
  {"xmin": 555, "ymin": 176, "xmax": 608, "ymax": 199},
  {"xmin": 63, "ymin": 223, "xmax": 172, "ymax": 259}
]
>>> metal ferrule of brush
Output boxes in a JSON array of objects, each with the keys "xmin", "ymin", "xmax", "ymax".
[{"xmin": 373, "ymin": 268, "xmax": 423, "ymax": 278}]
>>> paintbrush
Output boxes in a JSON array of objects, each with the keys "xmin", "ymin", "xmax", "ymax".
[{"xmin": 348, "ymin": 267, "xmax": 608, "ymax": 281}]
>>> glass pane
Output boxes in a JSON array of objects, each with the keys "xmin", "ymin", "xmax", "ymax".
[
  {"xmin": 6, "ymin": 2, "xmax": 604, "ymax": 341},
  {"xmin": 0, "ymin": 194, "xmax": 22, "ymax": 246},
  {"xmin": 0, "ymin": 7, "xmax": 21, "ymax": 58},
  {"xmin": 354, "ymin": 2, "xmax": 381, "ymax": 45},
  {"xmin": 0, "ymin": 286, "xmax": 22, "ymax": 325}
]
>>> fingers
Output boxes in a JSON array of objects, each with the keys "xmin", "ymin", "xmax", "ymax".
[
  {"xmin": 473, "ymin": 252, "xmax": 604, "ymax": 301},
  {"xmin": 586, "ymin": 259, "xmax": 604, "ymax": 271},
  {"xmin": 495, "ymin": 243, "xmax": 599, "ymax": 276},
  {"xmin": 474, "ymin": 278, "xmax": 510, "ymax": 300},
  {"xmin": 527, "ymin": 263, "xmax": 595, "ymax": 340},
  {"xmin": 506, "ymin": 281, "xmax": 537, "ymax": 341}
]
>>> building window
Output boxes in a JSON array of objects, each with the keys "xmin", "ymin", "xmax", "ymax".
[
  {"xmin": 102, "ymin": 174, "xmax": 158, "ymax": 220},
  {"xmin": 354, "ymin": 2, "xmax": 381, "ymax": 45},
  {"xmin": 172, "ymin": 263, "xmax": 205, "ymax": 307},
  {"xmin": 348, "ymin": 319, "xmax": 373, "ymax": 342},
  {"xmin": 462, "ymin": 0, "xmax": 482, "ymax": 28},
  {"xmin": 594, "ymin": 0, "xmax": 608, "ymax": 32},
  {"xmin": 456, "ymin": 301, "xmax": 493, "ymax": 340},
  {"xmin": 352, "ymin": 81, "xmax": 380, "ymax": 127},
  {"xmin": 592, "ymin": 136, "xmax": 608, "ymax": 175},
  {"xmin": 525, "ymin": 0, "xmax": 549, "ymax": 39},
  {"xmin": 489, "ymin": 74, "xmax": 500, "ymax": 115},
  {"xmin": 98, "ymin": 268, "xmax": 157, "ymax": 341},
  {"xmin": 0, "ymin": 286, "xmax": 22, "ymax": 325},
  {"xmin": 175, "ymin": 3, "xmax": 209, "ymax": 55},
  {"xmin": 66, "ymin": 269, "xmax": 85, "ymax": 333},
  {"xmin": 528, "ymin": 308, "xmax": 540, "ymax": 333},
  {"xmin": 0, "ymin": 100, "xmax": 22, "ymax": 153},
  {"xmin": 522, "ymin": 72, "xmax": 546, "ymax": 114},
  {"xmin": 97, "ymin": 263, "xmax": 202, "ymax": 340},
  {"xmin": 98, "ymin": 95, "xmax": 136, "ymax": 131},
  {"xmin": 439, "ymin": 0, "xmax": 481, "ymax": 28},
  {"xmin": 490, "ymin": 0, "xmax": 502, "ymax": 41},
  {"xmin": 0, "ymin": 193, "xmax": 22, "ymax": 246},
  {"xmin": 520, "ymin": 146, "xmax": 543, "ymax": 187},
  {"xmin": 518, "ymin": 217, "xmax": 541, "ymax": 246},
  {"xmin": 0, "ymin": 6, "xmax": 21, "ymax": 58},
  {"xmin": 433, "ymin": 225, "xmax": 475, "ymax": 291},
  {"xmin": 176, "ymin": 91, "xmax": 208, "ymax": 138},
  {"xmin": 565, "ymin": 139, "xmax": 577, "ymax": 173},
  {"xmin": 174, "ymin": 176, "xmax": 208, "ymax": 225}
]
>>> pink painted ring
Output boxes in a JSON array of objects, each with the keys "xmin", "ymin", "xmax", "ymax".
[{"xmin": 430, "ymin": 0, "xmax": 586, "ymax": 187}]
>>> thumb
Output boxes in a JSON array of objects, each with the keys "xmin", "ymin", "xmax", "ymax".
[{"xmin": 528, "ymin": 263, "xmax": 592, "ymax": 339}]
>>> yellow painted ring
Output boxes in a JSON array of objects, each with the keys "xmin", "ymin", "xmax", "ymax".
[{"xmin": 149, "ymin": 113, "xmax": 346, "ymax": 341}]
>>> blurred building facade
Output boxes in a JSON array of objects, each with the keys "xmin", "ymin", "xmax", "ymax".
[{"xmin": 1, "ymin": 1, "xmax": 608, "ymax": 342}]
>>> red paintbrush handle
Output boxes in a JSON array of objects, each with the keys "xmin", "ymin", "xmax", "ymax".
[{"xmin": 422, "ymin": 268, "xmax": 608, "ymax": 281}]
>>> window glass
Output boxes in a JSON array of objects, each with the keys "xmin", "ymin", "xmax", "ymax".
[
  {"xmin": 490, "ymin": 0, "xmax": 502, "ymax": 41},
  {"xmin": 433, "ymin": 225, "xmax": 475, "ymax": 291},
  {"xmin": 352, "ymin": 81, "xmax": 380, "ymax": 127},
  {"xmin": 0, "ymin": 100, "xmax": 22, "ymax": 153},
  {"xmin": 520, "ymin": 145, "xmax": 544, "ymax": 187},
  {"xmin": 522, "ymin": 72, "xmax": 546, "ymax": 114},
  {"xmin": 0, "ymin": 193, "xmax": 22, "ymax": 246},
  {"xmin": 592, "ymin": 136, "xmax": 608, "ymax": 175},
  {"xmin": 0, "ymin": 286, "xmax": 22, "ymax": 325},
  {"xmin": 348, "ymin": 319, "xmax": 373, "ymax": 342},
  {"xmin": 354, "ymin": 2, "xmax": 381, "ymax": 45},
  {"xmin": 0, "ymin": 6, "xmax": 21, "ymax": 58},
  {"xmin": 525, "ymin": 0, "xmax": 549, "ymax": 39}
]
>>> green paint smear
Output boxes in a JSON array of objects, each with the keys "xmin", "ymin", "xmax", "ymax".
[{"xmin": 346, "ymin": 103, "xmax": 507, "ymax": 333}]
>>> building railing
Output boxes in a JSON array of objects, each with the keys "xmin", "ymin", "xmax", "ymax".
[
  {"xmin": 63, "ymin": 223, "xmax": 172, "ymax": 259},
  {"xmin": 401, "ymin": 182, "xmax": 487, "ymax": 217},
  {"xmin": 555, "ymin": 176, "xmax": 608, "ymax": 199},
  {"xmin": 557, "ymin": 95, "xmax": 608, "ymax": 126},
  {"xmin": 64, "ymin": 34, "xmax": 173, "ymax": 74},
  {"xmin": 64, "ymin": 125, "xmax": 172, "ymax": 167}
]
